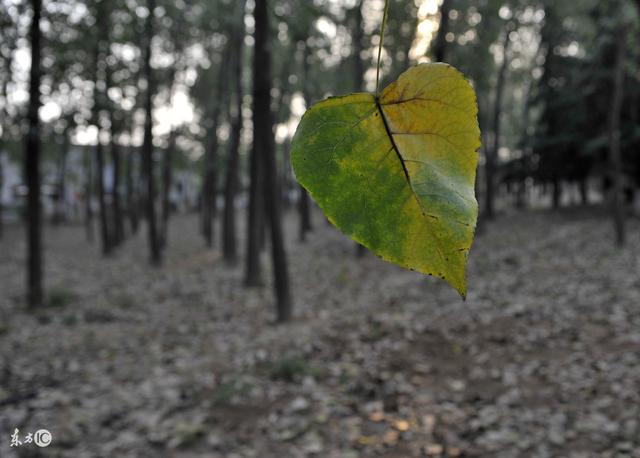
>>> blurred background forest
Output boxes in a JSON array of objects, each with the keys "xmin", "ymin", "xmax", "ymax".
[{"xmin": 1, "ymin": 0, "xmax": 640, "ymax": 457}]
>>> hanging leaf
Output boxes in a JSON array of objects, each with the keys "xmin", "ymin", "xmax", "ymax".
[{"xmin": 290, "ymin": 63, "xmax": 480, "ymax": 296}]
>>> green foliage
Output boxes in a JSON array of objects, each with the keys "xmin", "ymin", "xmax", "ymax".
[{"xmin": 291, "ymin": 63, "xmax": 480, "ymax": 296}]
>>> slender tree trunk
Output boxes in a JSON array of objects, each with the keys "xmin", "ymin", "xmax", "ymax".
[
  {"xmin": 26, "ymin": 0, "xmax": 43, "ymax": 308},
  {"xmin": 95, "ymin": 141, "xmax": 111, "ymax": 255},
  {"xmin": 160, "ymin": 64, "xmax": 180, "ymax": 248},
  {"xmin": 351, "ymin": 0, "xmax": 367, "ymax": 257},
  {"xmin": 125, "ymin": 144, "xmax": 139, "ymax": 235},
  {"xmin": 432, "ymin": 0, "xmax": 451, "ymax": 62},
  {"xmin": 202, "ymin": 139, "xmax": 217, "ymax": 248},
  {"xmin": 143, "ymin": 0, "xmax": 161, "ymax": 265},
  {"xmin": 245, "ymin": 52, "xmax": 264, "ymax": 284},
  {"xmin": 84, "ymin": 148, "xmax": 94, "ymax": 243},
  {"xmin": 252, "ymin": 0, "xmax": 292, "ymax": 321},
  {"xmin": 104, "ymin": 41, "xmax": 124, "ymax": 247},
  {"xmin": 202, "ymin": 48, "xmax": 229, "ymax": 248},
  {"xmin": 609, "ymin": 26, "xmax": 626, "ymax": 247},
  {"xmin": 245, "ymin": 145, "xmax": 264, "ymax": 285},
  {"xmin": 298, "ymin": 185, "xmax": 311, "ymax": 242},
  {"xmin": 222, "ymin": 0, "xmax": 246, "ymax": 265},
  {"xmin": 0, "ymin": 52, "xmax": 13, "ymax": 240},
  {"xmin": 201, "ymin": 163, "xmax": 214, "ymax": 247},
  {"xmin": 552, "ymin": 177, "xmax": 561, "ymax": 209},
  {"xmin": 93, "ymin": 2, "xmax": 112, "ymax": 256},
  {"xmin": 0, "ymin": 147, "xmax": 4, "ymax": 239},
  {"xmin": 579, "ymin": 179, "xmax": 588, "ymax": 206},
  {"xmin": 110, "ymin": 118, "xmax": 124, "ymax": 246},
  {"xmin": 298, "ymin": 43, "xmax": 313, "ymax": 242},
  {"xmin": 485, "ymin": 28, "xmax": 511, "ymax": 220},
  {"xmin": 161, "ymin": 131, "xmax": 174, "ymax": 248},
  {"xmin": 515, "ymin": 179, "xmax": 526, "ymax": 209},
  {"xmin": 112, "ymin": 142, "xmax": 123, "ymax": 245}
]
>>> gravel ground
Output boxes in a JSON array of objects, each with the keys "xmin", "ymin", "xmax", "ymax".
[{"xmin": 0, "ymin": 207, "xmax": 639, "ymax": 457}]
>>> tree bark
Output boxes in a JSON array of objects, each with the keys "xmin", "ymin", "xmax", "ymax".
[
  {"xmin": 93, "ymin": 9, "xmax": 112, "ymax": 257},
  {"xmin": 125, "ymin": 143, "xmax": 139, "ymax": 235},
  {"xmin": 245, "ymin": 145, "xmax": 264, "ymax": 285},
  {"xmin": 432, "ymin": 0, "xmax": 451, "ymax": 62},
  {"xmin": 552, "ymin": 176, "xmax": 561, "ymax": 209},
  {"xmin": 0, "ymin": 147, "xmax": 4, "ymax": 239},
  {"xmin": 160, "ymin": 130, "xmax": 174, "ymax": 248},
  {"xmin": 0, "ymin": 49, "xmax": 12, "ymax": 240},
  {"xmin": 351, "ymin": 0, "xmax": 367, "ymax": 257},
  {"xmin": 245, "ymin": 47, "xmax": 264, "ymax": 284},
  {"xmin": 608, "ymin": 26, "xmax": 626, "ymax": 247},
  {"xmin": 109, "ymin": 109, "xmax": 124, "ymax": 246},
  {"xmin": 26, "ymin": 0, "xmax": 43, "ymax": 308},
  {"xmin": 84, "ymin": 147, "xmax": 94, "ymax": 243},
  {"xmin": 143, "ymin": 0, "xmax": 161, "ymax": 265},
  {"xmin": 93, "ymin": 32, "xmax": 111, "ymax": 256},
  {"xmin": 579, "ymin": 179, "xmax": 588, "ymax": 206},
  {"xmin": 202, "ymin": 48, "xmax": 229, "ymax": 248},
  {"xmin": 222, "ymin": 0, "xmax": 246, "ymax": 265},
  {"xmin": 298, "ymin": 42, "xmax": 313, "ymax": 242},
  {"xmin": 485, "ymin": 28, "xmax": 511, "ymax": 219},
  {"xmin": 252, "ymin": 0, "xmax": 292, "ymax": 321},
  {"xmin": 95, "ymin": 140, "xmax": 111, "ymax": 255}
]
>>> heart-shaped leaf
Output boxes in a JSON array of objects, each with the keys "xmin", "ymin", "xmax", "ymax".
[{"xmin": 291, "ymin": 63, "xmax": 480, "ymax": 297}]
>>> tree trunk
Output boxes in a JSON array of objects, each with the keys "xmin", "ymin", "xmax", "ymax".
[
  {"xmin": 0, "ymin": 51, "xmax": 13, "ymax": 240},
  {"xmin": 609, "ymin": 26, "xmax": 626, "ymax": 247},
  {"xmin": 125, "ymin": 144, "xmax": 139, "ymax": 235},
  {"xmin": 95, "ymin": 140, "xmax": 111, "ymax": 255},
  {"xmin": 160, "ymin": 131, "xmax": 174, "ymax": 248},
  {"xmin": 202, "ymin": 145, "xmax": 216, "ymax": 248},
  {"xmin": 298, "ymin": 186, "xmax": 311, "ymax": 242},
  {"xmin": 432, "ymin": 0, "xmax": 451, "ymax": 62},
  {"xmin": 579, "ymin": 179, "xmax": 588, "ymax": 206},
  {"xmin": 202, "ymin": 48, "xmax": 229, "ymax": 248},
  {"xmin": 84, "ymin": 147, "xmax": 94, "ymax": 243},
  {"xmin": 298, "ymin": 42, "xmax": 313, "ymax": 242},
  {"xmin": 26, "ymin": 0, "xmax": 43, "ymax": 308},
  {"xmin": 222, "ymin": 0, "xmax": 246, "ymax": 265},
  {"xmin": 552, "ymin": 177, "xmax": 561, "ymax": 209},
  {"xmin": 110, "ymin": 117, "xmax": 124, "ymax": 247},
  {"xmin": 245, "ymin": 51, "xmax": 264, "ymax": 284},
  {"xmin": 515, "ymin": 179, "xmax": 526, "ymax": 209},
  {"xmin": 93, "ymin": 1, "xmax": 112, "ymax": 256},
  {"xmin": 245, "ymin": 145, "xmax": 264, "ymax": 285},
  {"xmin": 143, "ymin": 0, "xmax": 161, "ymax": 265},
  {"xmin": 485, "ymin": 28, "xmax": 511, "ymax": 219},
  {"xmin": 352, "ymin": 0, "xmax": 367, "ymax": 257},
  {"xmin": 252, "ymin": 0, "xmax": 292, "ymax": 321},
  {"xmin": 0, "ymin": 147, "xmax": 4, "ymax": 239}
]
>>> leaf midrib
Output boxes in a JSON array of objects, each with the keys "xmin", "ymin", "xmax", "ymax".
[
  {"xmin": 376, "ymin": 95, "xmax": 451, "ymax": 271},
  {"xmin": 374, "ymin": 96, "xmax": 410, "ymax": 185}
]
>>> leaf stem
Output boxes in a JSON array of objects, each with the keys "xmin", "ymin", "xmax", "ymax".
[{"xmin": 375, "ymin": 0, "xmax": 390, "ymax": 96}]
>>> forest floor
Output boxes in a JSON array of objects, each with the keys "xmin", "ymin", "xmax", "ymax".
[{"xmin": 1, "ymin": 207, "xmax": 639, "ymax": 458}]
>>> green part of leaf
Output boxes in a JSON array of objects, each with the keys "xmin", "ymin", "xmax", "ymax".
[{"xmin": 291, "ymin": 63, "xmax": 481, "ymax": 297}]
